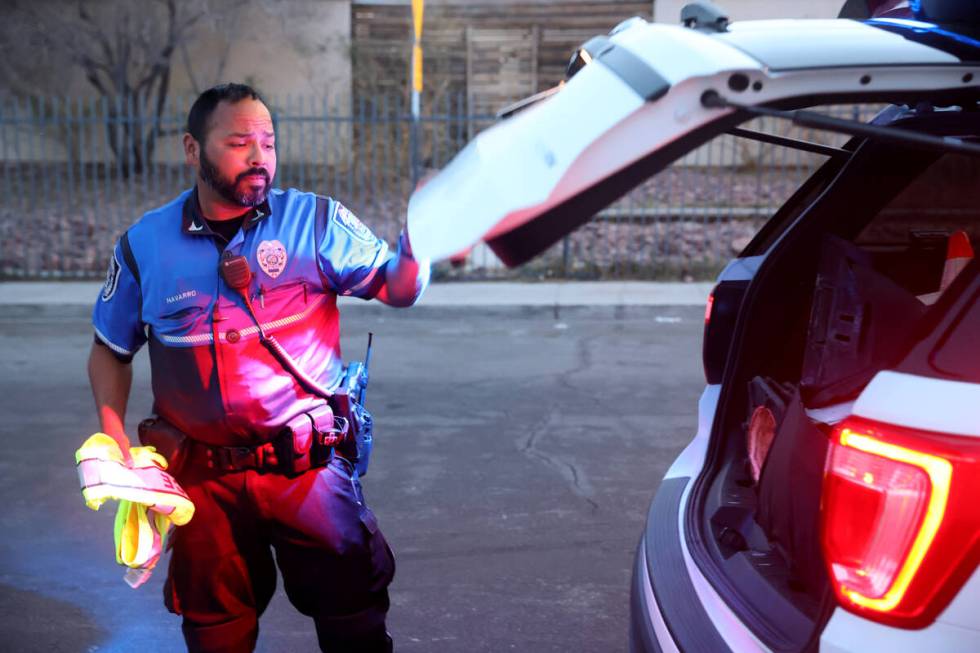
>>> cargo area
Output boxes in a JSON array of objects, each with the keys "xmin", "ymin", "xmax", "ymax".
[{"xmin": 694, "ymin": 118, "xmax": 980, "ymax": 650}]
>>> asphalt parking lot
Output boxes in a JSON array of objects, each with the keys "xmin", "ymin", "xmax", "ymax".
[{"xmin": 0, "ymin": 298, "xmax": 705, "ymax": 652}]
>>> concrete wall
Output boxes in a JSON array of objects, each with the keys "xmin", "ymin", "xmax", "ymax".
[
  {"xmin": 190, "ymin": 0, "xmax": 354, "ymax": 165},
  {"xmin": 196, "ymin": 1, "xmax": 351, "ymax": 101}
]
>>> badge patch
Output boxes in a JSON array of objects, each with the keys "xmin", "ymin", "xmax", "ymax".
[
  {"xmin": 257, "ymin": 240, "xmax": 287, "ymax": 279},
  {"xmin": 101, "ymin": 252, "xmax": 121, "ymax": 301},
  {"xmin": 335, "ymin": 204, "xmax": 374, "ymax": 242}
]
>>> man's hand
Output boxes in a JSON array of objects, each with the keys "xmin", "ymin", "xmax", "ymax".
[
  {"xmin": 88, "ymin": 342, "xmax": 135, "ymax": 465},
  {"xmin": 375, "ymin": 227, "xmax": 431, "ymax": 307}
]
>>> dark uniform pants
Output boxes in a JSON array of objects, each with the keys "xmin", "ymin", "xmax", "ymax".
[{"xmin": 165, "ymin": 454, "xmax": 395, "ymax": 653}]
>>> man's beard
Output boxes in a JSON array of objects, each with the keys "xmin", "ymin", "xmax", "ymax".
[{"xmin": 199, "ymin": 149, "xmax": 271, "ymax": 208}]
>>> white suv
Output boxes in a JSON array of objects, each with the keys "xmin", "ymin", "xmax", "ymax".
[{"xmin": 407, "ymin": 2, "xmax": 980, "ymax": 651}]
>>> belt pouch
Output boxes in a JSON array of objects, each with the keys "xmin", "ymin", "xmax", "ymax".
[
  {"xmin": 278, "ymin": 411, "xmax": 316, "ymax": 475},
  {"xmin": 137, "ymin": 417, "xmax": 189, "ymax": 477}
]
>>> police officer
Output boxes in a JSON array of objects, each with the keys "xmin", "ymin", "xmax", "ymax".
[{"xmin": 87, "ymin": 83, "xmax": 429, "ymax": 653}]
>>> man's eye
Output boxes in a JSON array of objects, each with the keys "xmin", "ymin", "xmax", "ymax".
[
  {"xmin": 263, "ymin": 144, "xmax": 275, "ymax": 150},
  {"xmin": 230, "ymin": 142, "xmax": 246, "ymax": 147}
]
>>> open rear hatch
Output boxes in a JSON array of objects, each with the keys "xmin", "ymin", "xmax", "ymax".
[{"xmin": 406, "ymin": 13, "xmax": 980, "ymax": 267}]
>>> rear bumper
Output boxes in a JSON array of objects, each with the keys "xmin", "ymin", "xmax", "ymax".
[
  {"xmin": 630, "ymin": 539, "xmax": 666, "ymax": 653},
  {"xmin": 629, "ymin": 476, "xmax": 731, "ymax": 652}
]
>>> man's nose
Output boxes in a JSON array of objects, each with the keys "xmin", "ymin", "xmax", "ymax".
[{"xmin": 248, "ymin": 143, "xmax": 266, "ymax": 168}]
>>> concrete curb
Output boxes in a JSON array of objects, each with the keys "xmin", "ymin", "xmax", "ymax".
[{"xmin": 0, "ymin": 281, "xmax": 714, "ymax": 308}]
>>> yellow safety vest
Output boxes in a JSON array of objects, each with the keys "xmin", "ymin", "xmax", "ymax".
[{"xmin": 75, "ymin": 433, "xmax": 195, "ymax": 587}]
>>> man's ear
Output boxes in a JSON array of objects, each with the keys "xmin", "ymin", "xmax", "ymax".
[{"xmin": 183, "ymin": 133, "xmax": 200, "ymax": 167}]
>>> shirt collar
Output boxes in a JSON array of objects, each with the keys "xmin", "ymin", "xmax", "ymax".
[{"xmin": 181, "ymin": 187, "xmax": 272, "ymax": 236}]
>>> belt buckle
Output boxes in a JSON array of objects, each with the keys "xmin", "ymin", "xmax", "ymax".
[{"xmin": 222, "ymin": 446, "xmax": 255, "ymax": 471}]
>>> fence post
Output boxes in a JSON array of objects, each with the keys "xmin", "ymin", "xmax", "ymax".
[
  {"xmin": 562, "ymin": 235, "xmax": 570, "ymax": 278},
  {"xmin": 410, "ymin": 111, "xmax": 420, "ymax": 187}
]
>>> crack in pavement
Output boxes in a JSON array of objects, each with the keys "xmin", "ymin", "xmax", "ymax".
[
  {"xmin": 556, "ymin": 331, "xmax": 599, "ymax": 394},
  {"xmin": 519, "ymin": 408, "xmax": 600, "ymax": 512}
]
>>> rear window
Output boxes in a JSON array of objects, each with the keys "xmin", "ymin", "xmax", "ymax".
[
  {"xmin": 856, "ymin": 153, "xmax": 980, "ymax": 245},
  {"xmin": 854, "ymin": 153, "xmax": 980, "ymax": 295},
  {"xmin": 851, "ymin": 150, "xmax": 980, "ymax": 383}
]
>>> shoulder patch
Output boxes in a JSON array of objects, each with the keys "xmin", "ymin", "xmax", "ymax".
[
  {"xmin": 101, "ymin": 251, "xmax": 121, "ymax": 302},
  {"xmin": 333, "ymin": 203, "xmax": 375, "ymax": 243}
]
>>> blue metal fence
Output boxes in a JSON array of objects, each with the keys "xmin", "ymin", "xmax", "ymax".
[{"xmin": 0, "ymin": 94, "xmax": 875, "ymax": 279}]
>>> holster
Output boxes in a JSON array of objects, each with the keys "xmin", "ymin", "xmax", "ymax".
[
  {"xmin": 137, "ymin": 416, "xmax": 190, "ymax": 478},
  {"xmin": 330, "ymin": 387, "xmax": 374, "ymax": 477}
]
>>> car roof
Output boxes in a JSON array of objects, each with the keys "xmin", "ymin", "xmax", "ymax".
[
  {"xmin": 407, "ymin": 17, "xmax": 980, "ymax": 266},
  {"xmin": 716, "ymin": 18, "xmax": 976, "ymax": 69}
]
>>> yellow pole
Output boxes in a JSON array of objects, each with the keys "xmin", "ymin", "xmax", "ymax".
[
  {"xmin": 410, "ymin": 0, "xmax": 425, "ymax": 183},
  {"xmin": 412, "ymin": 0, "xmax": 425, "ymax": 93}
]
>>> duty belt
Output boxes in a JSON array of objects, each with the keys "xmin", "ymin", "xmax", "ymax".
[
  {"xmin": 187, "ymin": 436, "xmax": 332, "ymax": 473},
  {"xmin": 191, "ymin": 440, "xmax": 278, "ymax": 472},
  {"xmin": 187, "ymin": 404, "xmax": 349, "ymax": 475}
]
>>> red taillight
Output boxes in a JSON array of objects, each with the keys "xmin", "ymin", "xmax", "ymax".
[
  {"xmin": 824, "ymin": 429, "xmax": 949, "ymax": 608},
  {"xmin": 821, "ymin": 418, "xmax": 980, "ymax": 628},
  {"xmin": 704, "ymin": 292, "xmax": 714, "ymax": 325}
]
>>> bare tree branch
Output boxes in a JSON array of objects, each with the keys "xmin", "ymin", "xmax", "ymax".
[
  {"xmin": 4, "ymin": 0, "xmax": 251, "ymax": 173},
  {"xmin": 76, "ymin": 1, "xmax": 116, "ymax": 71},
  {"xmin": 179, "ymin": 40, "xmax": 201, "ymax": 94}
]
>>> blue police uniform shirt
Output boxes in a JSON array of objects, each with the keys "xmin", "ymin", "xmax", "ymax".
[{"xmin": 93, "ymin": 187, "xmax": 389, "ymax": 446}]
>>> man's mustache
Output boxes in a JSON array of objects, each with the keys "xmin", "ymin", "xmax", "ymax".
[{"xmin": 237, "ymin": 168, "xmax": 270, "ymax": 183}]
